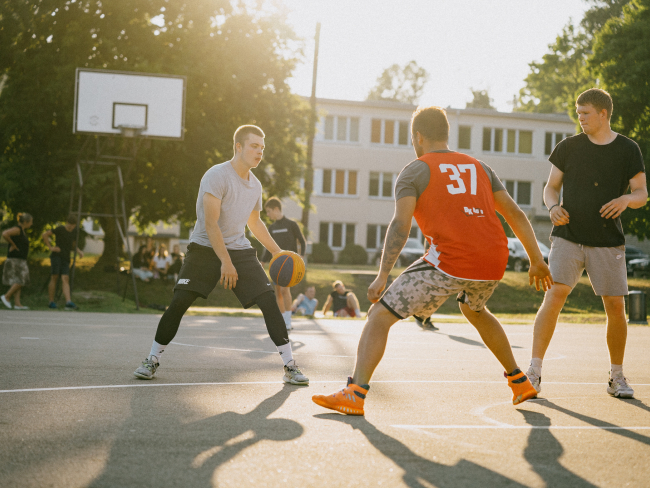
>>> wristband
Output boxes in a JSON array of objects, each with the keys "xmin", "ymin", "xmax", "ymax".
[{"xmin": 549, "ymin": 204, "xmax": 559, "ymax": 213}]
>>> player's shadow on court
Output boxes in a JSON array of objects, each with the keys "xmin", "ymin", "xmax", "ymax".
[
  {"xmin": 315, "ymin": 414, "xmax": 527, "ymax": 488},
  {"xmin": 89, "ymin": 384, "xmax": 303, "ymax": 487},
  {"xmin": 432, "ymin": 331, "xmax": 524, "ymax": 349},
  {"xmin": 519, "ymin": 410, "xmax": 597, "ymax": 487},
  {"xmin": 538, "ymin": 398, "xmax": 650, "ymax": 447}
]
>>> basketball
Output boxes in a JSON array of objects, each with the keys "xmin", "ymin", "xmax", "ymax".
[{"xmin": 269, "ymin": 251, "xmax": 305, "ymax": 287}]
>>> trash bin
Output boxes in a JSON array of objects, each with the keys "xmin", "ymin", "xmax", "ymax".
[{"xmin": 628, "ymin": 290, "xmax": 647, "ymax": 324}]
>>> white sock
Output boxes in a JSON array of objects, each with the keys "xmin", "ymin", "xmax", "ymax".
[
  {"xmin": 529, "ymin": 358, "xmax": 543, "ymax": 375},
  {"xmin": 283, "ymin": 311, "xmax": 292, "ymax": 327},
  {"xmin": 149, "ymin": 341, "xmax": 166, "ymax": 362},
  {"xmin": 277, "ymin": 343, "xmax": 293, "ymax": 365},
  {"xmin": 355, "ymin": 309, "xmax": 362, "ymax": 318},
  {"xmin": 610, "ymin": 364, "xmax": 623, "ymax": 377}
]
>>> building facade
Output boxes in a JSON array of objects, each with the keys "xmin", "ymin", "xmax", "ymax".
[{"xmin": 282, "ymin": 98, "xmax": 578, "ymax": 259}]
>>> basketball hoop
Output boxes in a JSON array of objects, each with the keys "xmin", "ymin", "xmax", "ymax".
[{"xmin": 118, "ymin": 125, "xmax": 144, "ymax": 138}]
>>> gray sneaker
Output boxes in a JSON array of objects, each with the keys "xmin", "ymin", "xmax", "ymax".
[
  {"xmin": 526, "ymin": 366, "xmax": 541, "ymax": 393},
  {"xmin": 283, "ymin": 360, "xmax": 309, "ymax": 385},
  {"xmin": 134, "ymin": 356, "xmax": 159, "ymax": 380},
  {"xmin": 607, "ymin": 373, "xmax": 634, "ymax": 398}
]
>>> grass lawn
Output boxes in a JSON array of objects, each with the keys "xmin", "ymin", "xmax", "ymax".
[{"xmin": 1, "ymin": 255, "xmax": 650, "ymax": 324}]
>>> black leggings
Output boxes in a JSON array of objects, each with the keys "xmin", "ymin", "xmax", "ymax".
[{"xmin": 154, "ymin": 289, "xmax": 289, "ymax": 347}]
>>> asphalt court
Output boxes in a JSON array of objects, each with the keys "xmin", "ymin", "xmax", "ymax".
[{"xmin": 1, "ymin": 310, "xmax": 649, "ymax": 487}]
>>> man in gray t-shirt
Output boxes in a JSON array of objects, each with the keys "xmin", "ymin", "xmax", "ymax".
[{"xmin": 133, "ymin": 125, "xmax": 309, "ymax": 386}]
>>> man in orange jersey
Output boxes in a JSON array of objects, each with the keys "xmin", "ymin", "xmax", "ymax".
[{"xmin": 313, "ymin": 106, "xmax": 553, "ymax": 415}]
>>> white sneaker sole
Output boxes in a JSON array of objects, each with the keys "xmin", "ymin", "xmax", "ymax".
[
  {"xmin": 283, "ymin": 374, "xmax": 308, "ymax": 385},
  {"xmin": 134, "ymin": 371, "xmax": 155, "ymax": 380},
  {"xmin": 607, "ymin": 387, "xmax": 634, "ymax": 398}
]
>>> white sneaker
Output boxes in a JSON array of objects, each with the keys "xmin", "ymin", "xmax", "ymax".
[
  {"xmin": 283, "ymin": 360, "xmax": 309, "ymax": 385},
  {"xmin": 1, "ymin": 295, "xmax": 11, "ymax": 309},
  {"xmin": 607, "ymin": 373, "xmax": 634, "ymax": 398},
  {"xmin": 13, "ymin": 305, "xmax": 29, "ymax": 310},
  {"xmin": 526, "ymin": 366, "xmax": 542, "ymax": 393},
  {"xmin": 133, "ymin": 356, "xmax": 159, "ymax": 380}
]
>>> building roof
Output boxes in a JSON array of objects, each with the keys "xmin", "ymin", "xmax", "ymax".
[{"xmin": 313, "ymin": 97, "xmax": 574, "ymax": 123}]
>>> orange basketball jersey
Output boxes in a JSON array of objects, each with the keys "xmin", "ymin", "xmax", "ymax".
[{"xmin": 414, "ymin": 152, "xmax": 509, "ymax": 280}]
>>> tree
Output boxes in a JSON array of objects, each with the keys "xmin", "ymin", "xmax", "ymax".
[
  {"xmin": 0, "ymin": 1, "xmax": 309, "ymax": 266},
  {"xmin": 516, "ymin": 0, "xmax": 630, "ymax": 114},
  {"xmin": 465, "ymin": 89, "xmax": 495, "ymax": 109},
  {"xmin": 590, "ymin": 0, "xmax": 650, "ymax": 239},
  {"xmin": 367, "ymin": 60, "xmax": 429, "ymax": 104}
]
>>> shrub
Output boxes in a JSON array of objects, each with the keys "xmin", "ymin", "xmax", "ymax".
[
  {"xmin": 338, "ymin": 243, "xmax": 368, "ymax": 265},
  {"xmin": 310, "ymin": 241, "xmax": 334, "ymax": 264}
]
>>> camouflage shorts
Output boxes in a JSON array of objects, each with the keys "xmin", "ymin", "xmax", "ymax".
[
  {"xmin": 2, "ymin": 258, "xmax": 30, "ymax": 286},
  {"xmin": 380, "ymin": 259, "xmax": 499, "ymax": 319}
]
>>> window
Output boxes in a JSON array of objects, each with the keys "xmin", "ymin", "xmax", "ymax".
[
  {"xmin": 484, "ymin": 128, "xmax": 533, "ymax": 155},
  {"xmin": 518, "ymin": 131, "xmax": 533, "ymax": 154},
  {"xmin": 399, "ymin": 121, "xmax": 409, "ymax": 145},
  {"xmin": 371, "ymin": 119, "xmax": 382, "ymax": 143},
  {"xmin": 316, "ymin": 169, "xmax": 358, "ymax": 196},
  {"xmin": 544, "ymin": 131, "xmax": 571, "ymax": 155},
  {"xmin": 504, "ymin": 180, "xmax": 532, "ymax": 206},
  {"xmin": 323, "ymin": 115, "xmax": 359, "ymax": 142},
  {"xmin": 458, "ymin": 125, "xmax": 471, "ymax": 150},
  {"xmin": 371, "ymin": 119, "xmax": 410, "ymax": 146},
  {"xmin": 368, "ymin": 171, "xmax": 395, "ymax": 198},
  {"xmin": 320, "ymin": 222, "xmax": 356, "ymax": 249},
  {"xmin": 366, "ymin": 224, "xmax": 388, "ymax": 250}
]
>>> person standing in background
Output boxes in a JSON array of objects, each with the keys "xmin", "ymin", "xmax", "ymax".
[
  {"xmin": 262, "ymin": 197, "xmax": 306, "ymax": 331},
  {"xmin": 1, "ymin": 213, "xmax": 33, "ymax": 310}
]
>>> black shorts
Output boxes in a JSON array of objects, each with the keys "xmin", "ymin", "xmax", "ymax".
[
  {"xmin": 174, "ymin": 243, "xmax": 273, "ymax": 308},
  {"xmin": 50, "ymin": 255, "xmax": 71, "ymax": 276}
]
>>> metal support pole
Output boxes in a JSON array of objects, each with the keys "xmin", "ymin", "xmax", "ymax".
[{"xmin": 117, "ymin": 165, "xmax": 139, "ymax": 309}]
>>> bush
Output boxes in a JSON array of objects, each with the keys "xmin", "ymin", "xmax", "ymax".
[
  {"xmin": 310, "ymin": 241, "xmax": 334, "ymax": 264},
  {"xmin": 338, "ymin": 243, "xmax": 368, "ymax": 265}
]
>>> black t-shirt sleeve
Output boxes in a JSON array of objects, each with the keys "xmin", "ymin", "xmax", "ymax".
[
  {"xmin": 549, "ymin": 138, "xmax": 567, "ymax": 172},
  {"xmin": 627, "ymin": 140, "xmax": 645, "ymax": 180}
]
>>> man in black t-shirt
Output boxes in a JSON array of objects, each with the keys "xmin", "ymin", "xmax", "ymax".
[
  {"xmin": 42, "ymin": 215, "xmax": 84, "ymax": 310},
  {"xmin": 263, "ymin": 197, "xmax": 306, "ymax": 331},
  {"xmin": 528, "ymin": 88, "xmax": 647, "ymax": 399},
  {"xmin": 321, "ymin": 280, "xmax": 361, "ymax": 318}
]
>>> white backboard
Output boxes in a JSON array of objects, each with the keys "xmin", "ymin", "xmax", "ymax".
[{"xmin": 74, "ymin": 68, "xmax": 186, "ymax": 140}]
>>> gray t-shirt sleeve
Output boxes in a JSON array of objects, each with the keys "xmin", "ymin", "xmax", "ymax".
[
  {"xmin": 204, "ymin": 169, "xmax": 227, "ymax": 200},
  {"xmin": 395, "ymin": 160, "xmax": 430, "ymax": 201},
  {"xmin": 477, "ymin": 160, "xmax": 506, "ymax": 192},
  {"xmin": 254, "ymin": 191, "xmax": 263, "ymax": 212}
]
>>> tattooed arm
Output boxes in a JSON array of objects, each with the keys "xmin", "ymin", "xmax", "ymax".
[{"xmin": 368, "ymin": 196, "xmax": 417, "ymax": 303}]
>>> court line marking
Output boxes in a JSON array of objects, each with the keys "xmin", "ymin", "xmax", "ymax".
[
  {"xmin": 392, "ymin": 425, "xmax": 650, "ymax": 430},
  {"xmin": 2, "ymin": 380, "xmax": 648, "ymax": 394}
]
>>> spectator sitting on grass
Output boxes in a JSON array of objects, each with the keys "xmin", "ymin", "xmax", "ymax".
[
  {"xmin": 132, "ymin": 245, "xmax": 154, "ymax": 282},
  {"xmin": 153, "ymin": 244, "xmax": 172, "ymax": 279},
  {"xmin": 168, "ymin": 244, "xmax": 184, "ymax": 282},
  {"xmin": 322, "ymin": 280, "xmax": 362, "ymax": 318},
  {"xmin": 291, "ymin": 285, "xmax": 318, "ymax": 317}
]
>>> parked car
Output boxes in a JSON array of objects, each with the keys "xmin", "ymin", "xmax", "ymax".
[
  {"xmin": 506, "ymin": 238, "xmax": 550, "ymax": 272},
  {"xmin": 376, "ymin": 237, "xmax": 426, "ymax": 267},
  {"xmin": 627, "ymin": 258, "xmax": 650, "ymax": 277},
  {"xmin": 625, "ymin": 245, "xmax": 649, "ymax": 265}
]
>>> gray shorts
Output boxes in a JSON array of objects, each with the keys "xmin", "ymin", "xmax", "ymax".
[
  {"xmin": 548, "ymin": 236, "xmax": 628, "ymax": 296},
  {"xmin": 380, "ymin": 259, "xmax": 500, "ymax": 319}
]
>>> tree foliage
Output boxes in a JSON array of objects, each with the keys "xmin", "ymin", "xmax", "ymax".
[
  {"xmin": 0, "ymin": 0, "xmax": 309, "ymax": 263},
  {"xmin": 517, "ymin": 0, "xmax": 629, "ymax": 114},
  {"xmin": 367, "ymin": 60, "xmax": 429, "ymax": 104},
  {"xmin": 591, "ymin": 0, "xmax": 650, "ymax": 239},
  {"xmin": 465, "ymin": 89, "xmax": 495, "ymax": 110}
]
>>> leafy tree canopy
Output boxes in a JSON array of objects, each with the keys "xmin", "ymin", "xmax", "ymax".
[
  {"xmin": 465, "ymin": 89, "xmax": 495, "ymax": 110},
  {"xmin": 367, "ymin": 60, "xmax": 429, "ymax": 104},
  {"xmin": 591, "ymin": 0, "xmax": 650, "ymax": 239},
  {"xmin": 0, "ymin": 0, "xmax": 309, "ymax": 261},
  {"xmin": 516, "ymin": 0, "xmax": 629, "ymax": 114}
]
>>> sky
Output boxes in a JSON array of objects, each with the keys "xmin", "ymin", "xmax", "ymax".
[{"xmin": 282, "ymin": 0, "xmax": 590, "ymax": 112}]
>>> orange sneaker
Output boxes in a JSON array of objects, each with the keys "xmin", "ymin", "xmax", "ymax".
[
  {"xmin": 506, "ymin": 369, "xmax": 537, "ymax": 405},
  {"xmin": 312, "ymin": 377, "xmax": 369, "ymax": 415}
]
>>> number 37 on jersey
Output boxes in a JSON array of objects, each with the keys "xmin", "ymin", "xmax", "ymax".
[{"xmin": 439, "ymin": 164, "xmax": 477, "ymax": 195}]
